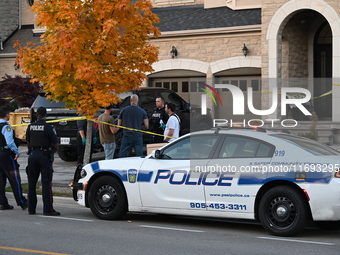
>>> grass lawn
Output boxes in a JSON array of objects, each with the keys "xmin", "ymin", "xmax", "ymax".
[{"xmin": 5, "ymin": 183, "xmax": 72, "ymax": 197}]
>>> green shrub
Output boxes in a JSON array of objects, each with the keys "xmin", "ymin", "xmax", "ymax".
[{"xmin": 298, "ymin": 111, "xmax": 318, "ymax": 140}]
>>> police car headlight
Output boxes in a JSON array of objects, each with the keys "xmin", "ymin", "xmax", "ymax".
[{"xmin": 80, "ymin": 169, "xmax": 87, "ymax": 178}]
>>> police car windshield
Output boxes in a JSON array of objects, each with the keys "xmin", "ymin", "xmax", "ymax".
[{"xmin": 270, "ymin": 134, "xmax": 340, "ymax": 156}]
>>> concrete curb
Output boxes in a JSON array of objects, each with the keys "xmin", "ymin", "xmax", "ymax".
[{"xmin": 52, "ymin": 183, "xmax": 73, "ymax": 195}]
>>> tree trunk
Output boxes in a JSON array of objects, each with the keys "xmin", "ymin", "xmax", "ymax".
[{"xmin": 83, "ymin": 120, "xmax": 92, "ymax": 165}]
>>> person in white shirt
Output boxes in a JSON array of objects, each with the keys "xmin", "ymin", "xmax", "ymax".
[{"xmin": 163, "ymin": 102, "xmax": 180, "ymax": 143}]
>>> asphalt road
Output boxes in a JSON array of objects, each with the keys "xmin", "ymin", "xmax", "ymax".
[{"xmin": 1, "ymin": 194, "xmax": 340, "ymax": 255}]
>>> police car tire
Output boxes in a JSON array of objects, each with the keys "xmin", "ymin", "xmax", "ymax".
[
  {"xmin": 88, "ymin": 176, "xmax": 128, "ymax": 220},
  {"xmin": 57, "ymin": 147, "xmax": 78, "ymax": 161},
  {"xmin": 259, "ymin": 186, "xmax": 309, "ymax": 237}
]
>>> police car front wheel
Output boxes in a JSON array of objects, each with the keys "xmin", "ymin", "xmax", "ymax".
[
  {"xmin": 88, "ymin": 176, "xmax": 128, "ymax": 220},
  {"xmin": 259, "ymin": 186, "xmax": 310, "ymax": 237}
]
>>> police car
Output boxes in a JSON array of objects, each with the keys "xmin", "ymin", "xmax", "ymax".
[{"xmin": 71, "ymin": 128, "xmax": 340, "ymax": 236}]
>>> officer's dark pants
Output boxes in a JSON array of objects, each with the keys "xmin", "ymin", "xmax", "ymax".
[
  {"xmin": 27, "ymin": 150, "xmax": 54, "ymax": 214},
  {"xmin": 0, "ymin": 150, "xmax": 27, "ymax": 206}
]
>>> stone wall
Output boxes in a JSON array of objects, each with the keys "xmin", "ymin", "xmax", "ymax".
[
  {"xmin": 261, "ymin": 0, "xmax": 283, "ymax": 79},
  {"xmin": 0, "ymin": 0, "xmax": 19, "ymax": 41},
  {"xmin": 153, "ymin": 32, "xmax": 261, "ymax": 62},
  {"xmin": 0, "ymin": 58, "xmax": 22, "ymax": 77},
  {"xmin": 261, "ymin": 0, "xmax": 340, "ymax": 79}
]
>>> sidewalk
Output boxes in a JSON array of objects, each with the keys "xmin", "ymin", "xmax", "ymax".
[{"xmin": 16, "ymin": 145, "xmax": 105, "ymax": 194}]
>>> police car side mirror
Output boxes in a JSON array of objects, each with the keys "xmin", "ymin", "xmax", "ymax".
[{"xmin": 153, "ymin": 149, "xmax": 162, "ymax": 159}]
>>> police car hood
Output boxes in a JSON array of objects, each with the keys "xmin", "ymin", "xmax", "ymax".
[{"xmin": 83, "ymin": 156, "xmax": 147, "ymax": 179}]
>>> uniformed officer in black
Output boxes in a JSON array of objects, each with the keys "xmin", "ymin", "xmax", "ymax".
[
  {"xmin": 0, "ymin": 106, "xmax": 27, "ymax": 210},
  {"xmin": 26, "ymin": 107, "xmax": 59, "ymax": 216},
  {"xmin": 149, "ymin": 96, "xmax": 169, "ymax": 143}
]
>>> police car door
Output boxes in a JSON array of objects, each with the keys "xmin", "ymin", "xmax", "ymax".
[
  {"xmin": 139, "ymin": 135, "xmax": 219, "ymax": 210},
  {"xmin": 204, "ymin": 135, "xmax": 275, "ymax": 216}
]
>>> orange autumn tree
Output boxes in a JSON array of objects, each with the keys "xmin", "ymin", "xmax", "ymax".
[{"xmin": 16, "ymin": 0, "xmax": 160, "ymax": 164}]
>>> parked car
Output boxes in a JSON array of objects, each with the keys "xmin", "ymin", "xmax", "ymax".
[
  {"xmin": 30, "ymin": 93, "xmax": 97, "ymax": 161},
  {"xmin": 30, "ymin": 88, "xmax": 213, "ymax": 161},
  {"xmin": 70, "ymin": 127, "xmax": 340, "ymax": 236}
]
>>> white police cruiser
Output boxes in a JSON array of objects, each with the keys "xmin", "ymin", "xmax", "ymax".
[{"xmin": 71, "ymin": 127, "xmax": 340, "ymax": 236}]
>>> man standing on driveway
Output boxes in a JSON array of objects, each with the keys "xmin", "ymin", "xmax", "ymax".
[
  {"xmin": 118, "ymin": 94, "xmax": 149, "ymax": 157},
  {"xmin": 98, "ymin": 105, "xmax": 119, "ymax": 160},
  {"xmin": 163, "ymin": 102, "xmax": 180, "ymax": 143},
  {"xmin": 0, "ymin": 106, "xmax": 27, "ymax": 210}
]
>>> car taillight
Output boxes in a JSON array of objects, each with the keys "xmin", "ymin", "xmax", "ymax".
[{"xmin": 335, "ymin": 168, "xmax": 340, "ymax": 178}]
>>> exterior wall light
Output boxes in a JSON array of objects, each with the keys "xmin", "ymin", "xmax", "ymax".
[
  {"xmin": 242, "ymin": 44, "xmax": 248, "ymax": 57},
  {"xmin": 170, "ymin": 46, "xmax": 178, "ymax": 59},
  {"xmin": 28, "ymin": 0, "xmax": 35, "ymax": 6}
]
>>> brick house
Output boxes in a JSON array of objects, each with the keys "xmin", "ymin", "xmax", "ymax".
[{"xmin": 1, "ymin": 0, "xmax": 340, "ymax": 143}]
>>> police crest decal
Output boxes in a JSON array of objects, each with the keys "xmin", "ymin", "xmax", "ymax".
[{"xmin": 128, "ymin": 169, "xmax": 137, "ymax": 183}]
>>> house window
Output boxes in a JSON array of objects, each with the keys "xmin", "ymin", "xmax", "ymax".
[
  {"xmin": 152, "ymin": 79, "xmax": 205, "ymax": 93},
  {"xmin": 218, "ymin": 77, "xmax": 261, "ymax": 92}
]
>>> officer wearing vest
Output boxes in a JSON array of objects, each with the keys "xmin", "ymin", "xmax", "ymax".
[
  {"xmin": 26, "ymin": 106, "xmax": 59, "ymax": 216},
  {"xmin": 0, "ymin": 106, "xmax": 28, "ymax": 210},
  {"xmin": 149, "ymin": 96, "xmax": 169, "ymax": 143}
]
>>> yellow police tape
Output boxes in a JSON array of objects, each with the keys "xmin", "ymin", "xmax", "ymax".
[
  {"xmin": 11, "ymin": 116, "xmax": 86, "ymax": 127},
  {"xmin": 11, "ymin": 83, "xmax": 340, "ymax": 138},
  {"xmin": 12, "ymin": 116, "xmax": 175, "ymax": 139},
  {"xmin": 94, "ymin": 119, "xmax": 174, "ymax": 139}
]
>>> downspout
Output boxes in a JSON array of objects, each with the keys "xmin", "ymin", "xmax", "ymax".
[{"xmin": 19, "ymin": 0, "xmax": 22, "ymax": 29}]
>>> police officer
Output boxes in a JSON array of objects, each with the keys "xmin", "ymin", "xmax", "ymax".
[
  {"xmin": 26, "ymin": 106, "xmax": 59, "ymax": 216},
  {"xmin": 149, "ymin": 96, "xmax": 169, "ymax": 143},
  {"xmin": 0, "ymin": 106, "xmax": 27, "ymax": 210}
]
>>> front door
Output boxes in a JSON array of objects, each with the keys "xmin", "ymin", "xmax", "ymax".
[{"xmin": 314, "ymin": 23, "xmax": 332, "ymax": 120}]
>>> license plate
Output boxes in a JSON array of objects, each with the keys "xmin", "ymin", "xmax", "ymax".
[{"xmin": 60, "ymin": 137, "xmax": 70, "ymax": 145}]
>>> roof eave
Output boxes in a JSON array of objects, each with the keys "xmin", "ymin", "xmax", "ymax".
[
  {"xmin": 0, "ymin": 53, "xmax": 17, "ymax": 58},
  {"xmin": 152, "ymin": 24, "xmax": 261, "ymax": 39}
]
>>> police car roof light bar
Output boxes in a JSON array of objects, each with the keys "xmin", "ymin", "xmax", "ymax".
[{"xmin": 211, "ymin": 126, "xmax": 267, "ymax": 133}]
